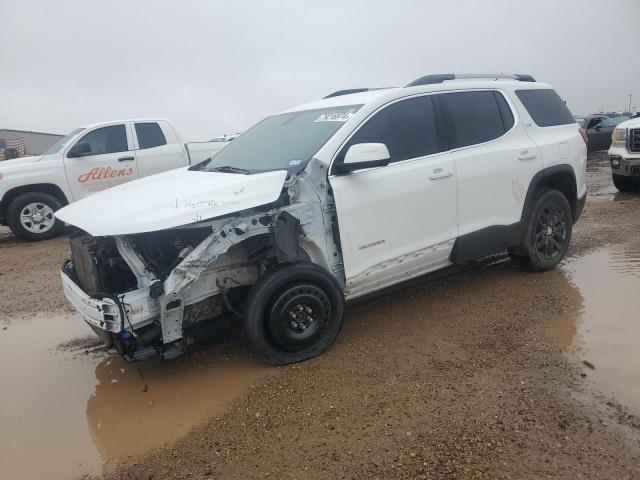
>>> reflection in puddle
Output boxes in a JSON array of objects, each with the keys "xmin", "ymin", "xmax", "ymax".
[
  {"xmin": 553, "ymin": 247, "xmax": 640, "ymax": 413},
  {"xmin": 0, "ymin": 313, "xmax": 268, "ymax": 480},
  {"xmin": 87, "ymin": 351, "xmax": 268, "ymax": 467}
]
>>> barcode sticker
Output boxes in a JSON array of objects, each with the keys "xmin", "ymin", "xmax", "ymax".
[{"xmin": 314, "ymin": 112, "xmax": 354, "ymax": 123}]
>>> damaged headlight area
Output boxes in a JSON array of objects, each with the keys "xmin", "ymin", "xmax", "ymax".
[{"xmin": 60, "ymin": 203, "xmax": 322, "ymax": 362}]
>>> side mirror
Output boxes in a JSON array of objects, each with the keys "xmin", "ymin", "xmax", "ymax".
[
  {"xmin": 335, "ymin": 143, "xmax": 390, "ymax": 174},
  {"xmin": 68, "ymin": 142, "xmax": 91, "ymax": 158}
]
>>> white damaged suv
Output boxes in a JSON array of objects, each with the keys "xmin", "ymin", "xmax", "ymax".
[{"xmin": 57, "ymin": 73, "xmax": 587, "ymax": 364}]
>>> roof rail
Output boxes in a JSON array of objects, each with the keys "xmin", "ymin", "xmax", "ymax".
[
  {"xmin": 405, "ymin": 73, "xmax": 536, "ymax": 87},
  {"xmin": 323, "ymin": 88, "xmax": 371, "ymax": 99},
  {"xmin": 323, "ymin": 87, "xmax": 397, "ymax": 99}
]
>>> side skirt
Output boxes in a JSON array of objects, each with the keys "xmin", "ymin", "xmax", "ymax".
[{"xmin": 449, "ymin": 222, "xmax": 523, "ymax": 265}]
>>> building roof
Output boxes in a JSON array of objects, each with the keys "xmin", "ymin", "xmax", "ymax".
[{"xmin": 0, "ymin": 128, "xmax": 64, "ymax": 137}]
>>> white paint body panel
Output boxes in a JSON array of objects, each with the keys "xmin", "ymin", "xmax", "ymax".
[
  {"xmin": 55, "ymin": 168, "xmax": 287, "ymax": 236},
  {"xmin": 452, "ymin": 92, "xmax": 541, "ymax": 235},
  {"xmin": 0, "ymin": 118, "xmax": 229, "ymax": 230},
  {"xmin": 331, "ymin": 152, "xmax": 458, "ymax": 294},
  {"xmin": 608, "ymin": 117, "xmax": 640, "ymax": 160}
]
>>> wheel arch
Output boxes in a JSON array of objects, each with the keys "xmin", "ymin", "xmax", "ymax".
[
  {"xmin": 0, "ymin": 184, "xmax": 70, "ymax": 224},
  {"xmin": 522, "ymin": 164, "xmax": 577, "ymax": 223}
]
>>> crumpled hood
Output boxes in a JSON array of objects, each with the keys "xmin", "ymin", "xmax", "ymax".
[{"xmin": 55, "ymin": 167, "xmax": 288, "ymax": 236}]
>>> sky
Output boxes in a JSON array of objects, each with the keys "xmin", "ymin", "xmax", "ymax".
[{"xmin": 1, "ymin": 0, "xmax": 639, "ymax": 141}]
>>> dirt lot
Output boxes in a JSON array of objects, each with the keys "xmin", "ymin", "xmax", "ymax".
[{"xmin": 1, "ymin": 153, "xmax": 640, "ymax": 480}]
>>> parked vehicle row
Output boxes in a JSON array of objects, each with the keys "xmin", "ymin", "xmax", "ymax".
[
  {"xmin": 574, "ymin": 113, "xmax": 631, "ymax": 152},
  {"xmin": 0, "ymin": 119, "xmax": 233, "ymax": 240},
  {"xmin": 55, "ymin": 73, "xmax": 587, "ymax": 365}
]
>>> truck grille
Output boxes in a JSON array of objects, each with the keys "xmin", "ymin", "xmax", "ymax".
[{"xmin": 630, "ymin": 129, "xmax": 640, "ymax": 153}]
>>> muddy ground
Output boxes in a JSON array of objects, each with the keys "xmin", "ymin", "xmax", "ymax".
[{"xmin": 1, "ymin": 153, "xmax": 640, "ymax": 479}]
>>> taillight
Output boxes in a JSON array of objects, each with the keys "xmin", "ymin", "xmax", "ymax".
[{"xmin": 579, "ymin": 127, "xmax": 588, "ymax": 146}]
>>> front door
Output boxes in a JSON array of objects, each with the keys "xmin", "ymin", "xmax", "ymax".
[
  {"xmin": 64, "ymin": 123, "xmax": 140, "ymax": 201},
  {"xmin": 329, "ymin": 95, "xmax": 458, "ymax": 298}
]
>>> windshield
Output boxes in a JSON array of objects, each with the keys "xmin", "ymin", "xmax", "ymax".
[
  {"xmin": 200, "ymin": 105, "xmax": 362, "ymax": 174},
  {"xmin": 43, "ymin": 128, "xmax": 85, "ymax": 155}
]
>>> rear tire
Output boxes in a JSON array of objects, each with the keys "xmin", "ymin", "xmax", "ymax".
[
  {"xmin": 512, "ymin": 188, "xmax": 572, "ymax": 271},
  {"xmin": 612, "ymin": 173, "xmax": 637, "ymax": 192},
  {"xmin": 243, "ymin": 263, "xmax": 345, "ymax": 365},
  {"xmin": 7, "ymin": 192, "xmax": 64, "ymax": 241}
]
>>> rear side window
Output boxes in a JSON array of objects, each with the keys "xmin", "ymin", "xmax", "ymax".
[
  {"xmin": 515, "ymin": 89, "xmax": 575, "ymax": 127},
  {"xmin": 337, "ymin": 95, "xmax": 442, "ymax": 165},
  {"xmin": 441, "ymin": 91, "xmax": 511, "ymax": 148},
  {"xmin": 135, "ymin": 122, "xmax": 167, "ymax": 149}
]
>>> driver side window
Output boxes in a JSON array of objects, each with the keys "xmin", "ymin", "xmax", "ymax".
[
  {"xmin": 335, "ymin": 95, "xmax": 443, "ymax": 168},
  {"xmin": 587, "ymin": 117, "xmax": 604, "ymax": 129},
  {"xmin": 72, "ymin": 125, "xmax": 128, "ymax": 156}
]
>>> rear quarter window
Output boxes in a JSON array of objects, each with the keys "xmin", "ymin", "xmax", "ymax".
[
  {"xmin": 515, "ymin": 89, "xmax": 575, "ymax": 127},
  {"xmin": 135, "ymin": 122, "xmax": 167, "ymax": 149}
]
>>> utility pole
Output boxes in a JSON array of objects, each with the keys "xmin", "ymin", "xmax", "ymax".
[{"xmin": 629, "ymin": 94, "xmax": 633, "ymax": 114}]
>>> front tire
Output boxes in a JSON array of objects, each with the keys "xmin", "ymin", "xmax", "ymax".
[
  {"xmin": 612, "ymin": 173, "xmax": 637, "ymax": 192},
  {"xmin": 513, "ymin": 189, "xmax": 572, "ymax": 271},
  {"xmin": 7, "ymin": 192, "xmax": 63, "ymax": 241},
  {"xmin": 243, "ymin": 263, "xmax": 345, "ymax": 365}
]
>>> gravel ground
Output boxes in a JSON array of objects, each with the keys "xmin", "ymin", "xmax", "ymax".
[{"xmin": 1, "ymin": 154, "xmax": 640, "ymax": 479}]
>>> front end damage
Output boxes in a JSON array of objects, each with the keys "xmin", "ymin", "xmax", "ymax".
[{"xmin": 60, "ymin": 161, "xmax": 345, "ymax": 361}]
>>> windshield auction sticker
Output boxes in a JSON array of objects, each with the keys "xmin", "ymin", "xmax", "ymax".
[{"xmin": 314, "ymin": 112, "xmax": 354, "ymax": 123}]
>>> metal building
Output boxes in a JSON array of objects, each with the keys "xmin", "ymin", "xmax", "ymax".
[{"xmin": 0, "ymin": 129, "xmax": 63, "ymax": 157}]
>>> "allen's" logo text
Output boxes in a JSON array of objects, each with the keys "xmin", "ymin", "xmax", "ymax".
[{"xmin": 78, "ymin": 166, "xmax": 133, "ymax": 183}]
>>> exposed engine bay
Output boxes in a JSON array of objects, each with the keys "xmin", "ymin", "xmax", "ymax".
[{"xmin": 60, "ymin": 161, "xmax": 345, "ymax": 361}]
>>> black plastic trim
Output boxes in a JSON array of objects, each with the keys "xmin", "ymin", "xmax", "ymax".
[
  {"xmin": 405, "ymin": 73, "xmax": 536, "ymax": 87},
  {"xmin": 324, "ymin": 88, "xmax": 370, "ymax": 99}
]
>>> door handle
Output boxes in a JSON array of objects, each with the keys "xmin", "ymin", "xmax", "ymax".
[
  {"xmin": 517, "ymin": 151, "xmax": 537, "ymax": 161},
  {"xmin": 118, "ymin": 156, "xmax": 135, "ymax": 162},
  {"xmin": 429, "ymin": 168, "xmax": 454, "ymax": 180}
]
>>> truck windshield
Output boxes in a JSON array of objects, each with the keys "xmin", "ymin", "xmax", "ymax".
[
  {"xmin": 201, "ymin": 105, "xmax": 362, "ymax": 174},
  {"xmin": 44, "ymin": 128, "xmax": 85, "ymax": 155}
]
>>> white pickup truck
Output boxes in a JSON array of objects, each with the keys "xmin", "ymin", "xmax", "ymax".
[{"xmin": 0, "ymin": 118, "xmax": 233, "ymax": 240}]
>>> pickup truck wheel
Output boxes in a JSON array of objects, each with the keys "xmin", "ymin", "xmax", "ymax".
[
  {"xmin": 243, "ymin": 263, "xmax": 345, "ymax": 365},
  {"xmin": 612, "ymin": 173, "xmax": 637, "ymax": 192},
  {"xmin": 7, "ymin": 192, "xmax": 63, "ymax": 241},
  {"xmin": 515, "ymin": 188, "xmax": 572, "ymax": 271}
]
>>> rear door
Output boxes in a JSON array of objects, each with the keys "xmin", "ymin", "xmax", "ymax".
[
  {"xmin": 591, "ymin": 116, "xmax": 628, "ymax": 152},
  {"xmin": 64, "ymin": 123, "xmax": 140, "ymax": 201},
  {"xmin": 585, "ymin": 116, "xmax": 608, "ymax": 151},
  {"xmin": 329, "ymin": 94, "xmax": 458, "ymax": 297},
  {"xmin": 133, "ymin": 121, "xmax": 187, "ymax": 177},
  {"xmin": 443, "ymin": 90, "xmax": 541, "ymax": 239}
]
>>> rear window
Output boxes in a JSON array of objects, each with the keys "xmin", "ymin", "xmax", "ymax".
[
  {"xmin": 515, "ymin": 89, "xmax": 575, "ymax": 127},
  {"xmin": 440, "ymin": 91, "xmax": 512, "ymax": 148},
  {"xmin": 135, "ymin": 122, "xmax": 167, "ymax": 149}
]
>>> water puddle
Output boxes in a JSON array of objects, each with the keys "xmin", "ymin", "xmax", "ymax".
[
  {"xmin": 0, "ymin": 313, "xmax": 269, "ymax": 480},
  {"xmin": 551, "ymin": 247, "xmax": 640, "ymax": 413}
]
